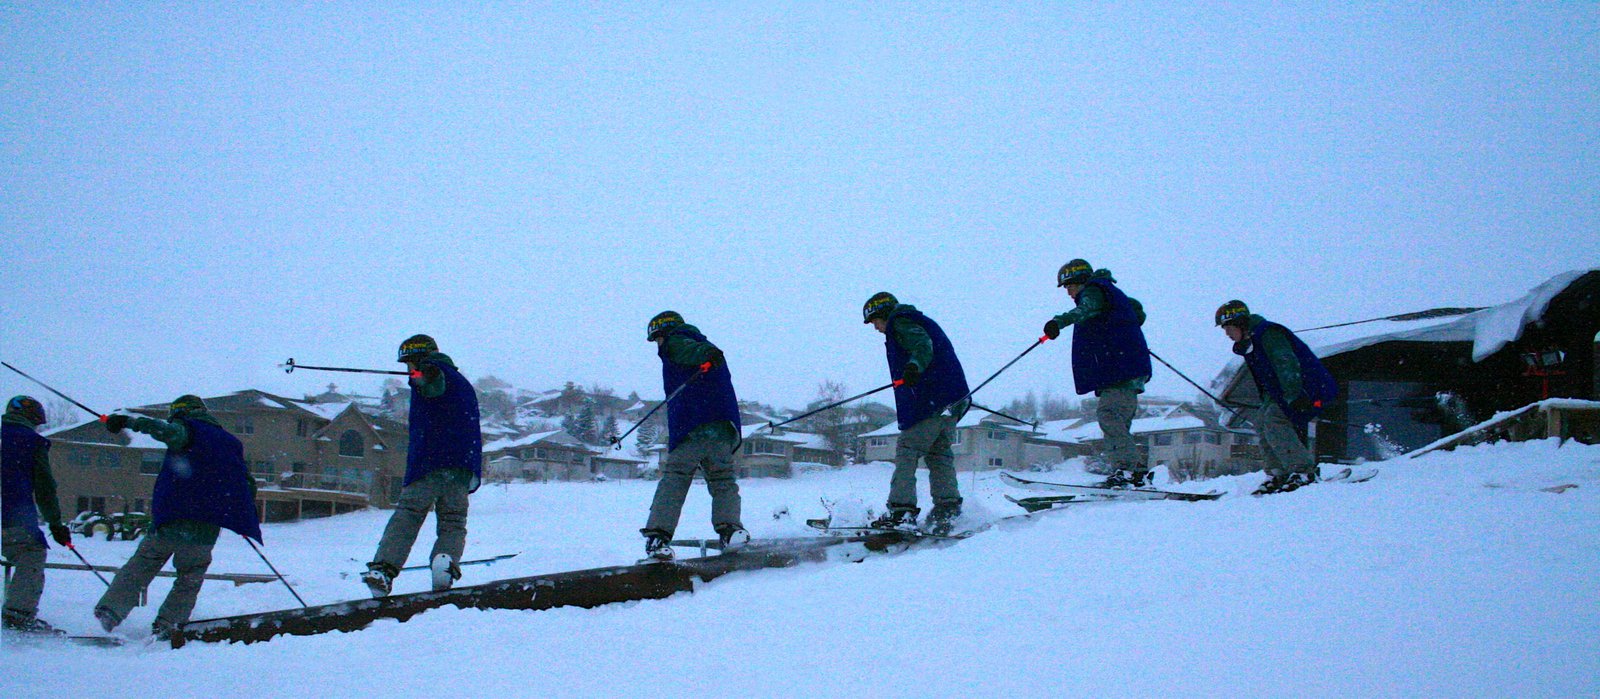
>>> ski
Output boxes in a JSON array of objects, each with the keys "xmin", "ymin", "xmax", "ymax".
[
  {"xmin": 999, "ymin": 472, "xmax": 1224, "ymax": 502},
  {"xmin": 341, "ymin": 553, "xmax": 519, "ymax": 579},
  {"xmin": 1005, "ymin": 493, "xmax": 1124, "ymax": 513},
  {"xmin": 805, "ymin": 519, "xmax": 972, "ymax": 541},
  {"xmin": 1, "ymin": 629, "xmax": 125, "ymax": 647}
]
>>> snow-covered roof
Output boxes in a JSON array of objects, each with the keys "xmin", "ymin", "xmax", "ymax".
[
  {"xmin": 1036, "ymin": 409, "xmax": 1211, "ymax": 444},
  {"xmin": 483, "ymin": 429, "xmax": 579, "ymax": 454},
  {"xmin": 1303, "ymin": 268, "xmax": 1597, "ymax": 361},
  {"xmin": 859, "ymin": 413, "xmax": 1034, "ymax": 438}
]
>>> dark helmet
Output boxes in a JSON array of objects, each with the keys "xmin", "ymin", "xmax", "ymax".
[
  {"xmin": 5, "ymin": 395, "xmax": 45, "ymax": 426},
  {"xmin": 1215, "ymin": 299, "xmax": 1251, "ymax": 327},
  {"xmin": 862, "ymin": 292, "xmax": 898, "ymax": 324},
  {"xmin": 1057, "ymin": 259, "xmax": 1093, "ymax": 287},
  {"xmin": 169, "ymin": 394, "xmax": 207, "ymax": 417},
  {"xmin": 397, "ymin": 334, "xmax": 439, "ymax": 363},
  {"xmin": 647, "ymin": 311, "xmax": 685, "ymax": 342}
]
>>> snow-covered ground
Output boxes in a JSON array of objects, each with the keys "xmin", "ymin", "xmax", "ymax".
[{"xmin": 4, "ymin": 440, "xmax": 1598, "ymax": 697}]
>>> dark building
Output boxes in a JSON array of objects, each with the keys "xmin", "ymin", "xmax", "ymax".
[{"xmin": 1217, "ymin": 269, "xmax": 1600, "ymax": 463}]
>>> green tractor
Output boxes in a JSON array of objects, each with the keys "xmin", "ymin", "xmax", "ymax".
[{"xmin": 68, "ymin": 511, "xmax": 151, "ymax": 541}]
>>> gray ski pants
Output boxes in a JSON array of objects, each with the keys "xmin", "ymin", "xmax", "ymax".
[
  {"xmin": 2, "ymin": 526, "xmax": 47, "ymax": 618},
  {"xmin": 644, "ymin": 428, "xmax": 742, "ymax": 537},
  {"xmin": 888, "ymin": 413, "xmax": 961, "ymax": 511},
  {"xmin": 1257, "ymin": 401, "xmax": 1315, "ymax": 476},
  {"xmin": 95, "ymin": 527, "xmax": 215, "ymax": 628},
  {"xmin": 1096, "ymin": 387, "xmax": 1142, "ymax": 472},
  {"xmin": 373, "ymin": 468, "xmax": 471, "ymax": 570}
]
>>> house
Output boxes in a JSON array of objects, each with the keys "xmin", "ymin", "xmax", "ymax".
[
  {"xmin": 1215, "ymin": 268, "xmax": 1600, "ymax": 462},
  {"xmin": 738, "ymin": 426, "xmax": 841, "ymax": 479},
  {"xmin": 44, "ymin": 389, "xmax": 424, "ymax": 524},
  {"xmin": 1038, "ymin": 405, "xmax": 1256, "ymax": 481},
  {"xmin": 482, "ymin": 430, "xmax": 597, "ymax": 482},
  {"xmin": 856, "ymin": 412, "xmax": 1075, "ymax": 473}
]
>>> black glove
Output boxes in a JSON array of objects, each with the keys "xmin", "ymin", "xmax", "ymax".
[
  {"xmin": 1231, "ymin": 339, "xmax": 1252, "ymax": 356},
  {"xmin": 901, "ymin": 362, "xmax": 923, "ymax": 386},
  {"xmin": 104, "ymin": 414, "xmax": 129, "ymax": 434},
  {"xmin": 49, "ymin": 523, "xmax": 71, "ymax": 547},
  {"xmin": 1289, "ymin": 393, "xmax": 1317, "ymax": 413},
  {"xmin": 1043, "ymin": 319, "xmax": 1061, "ymax": 340}
]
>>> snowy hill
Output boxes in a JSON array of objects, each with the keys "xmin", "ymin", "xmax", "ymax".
[{"xmin": 4, "ymin": 441, "xmax": 1597, "ymax": 697}]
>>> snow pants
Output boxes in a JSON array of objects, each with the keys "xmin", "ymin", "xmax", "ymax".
[
  {"xmin": 644, "ymin": 427, "xmax": 742, "ymax": 538},
  {"xmin": 373, "ymin": 468, "xmax": 471, "ymax": 570},
  {"xmin": 888, "ymin": 413, "xmax": 961, "ymax": 511},
  {"xmin": 95, "ymin": 525, "xmax": 216, "ymax": 628},
  {"xmin": 2, "ymin": 526, "xmax": 47, "ymax": 618},
  {"xmin": 1096, "ymin": 386, "xmax": 1142, "ymax": 472},
  {"xmin": 1257, "ymin": 402, "xmax": 1315, "ymax": 476}
]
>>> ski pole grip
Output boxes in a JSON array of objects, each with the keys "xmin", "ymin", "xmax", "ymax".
[{"xmin": 892, "ymin": 379, "xmax": 904, "ymax": 387}]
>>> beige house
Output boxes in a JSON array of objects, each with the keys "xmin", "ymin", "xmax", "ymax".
[
  {"xmin": 857, "ymin": 413, "xmax": 1076, "ymax": 473},
  {"xmin": 1038, "ymin": 405, "xmax": 1258, "ymax": 481},
  {"xmin": 482, "ymin": 430, "xmax": 598, "ymax": 482},
  {"xmin": 44, "ymin": 390, "xmax": 423, "ymax": 523},
  {"xmin": 738, "ymin": 426, "xmax": 841, "ymax": 479}
]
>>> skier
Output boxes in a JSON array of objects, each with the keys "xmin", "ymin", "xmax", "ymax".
[
  {"xmin": 362, "ymin": 334, "xmax": 482, "ymax": 597},
  {"xmin": 639, "ymin": 311, "xmax": 747, "ymax": 561},
  {"xmin": 2, "ymin": 396, "xmax": 72, "ymax": 634},
  {"xmin": 862, "ymin": 292, "xmax": 970, "ymax": 535},
  {"xmin": 96, "ymin": 394, "xmax": 261, "ymax": 640},
  {"xmin": 1215, "ymin": 300, "xmax": 1338, "ymax": 494},
  {"xmin": 1042, "ymin": 259, "xmax": 1153, "ymax": 487}
]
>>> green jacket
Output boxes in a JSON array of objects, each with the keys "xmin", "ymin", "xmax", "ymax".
[
  {"xmin": 410, "ymin": 351, "xmax": 457, "ymax": 399},
  {"xmin": 888, "ymin": 306, "xmax": 935, "ymax": 373},
  {"xmin": 1, "ymin": 412, "xmax": 63, "ymax": 527},
  {"xmin": 1052, "ymin": 270, "xmax": 1147, "ymax": 394},
  {"xmin": 1243, "ymin": 314, "xmax": 1305, "ymax": 401}
]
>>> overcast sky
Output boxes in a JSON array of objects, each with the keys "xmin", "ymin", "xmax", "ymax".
[{"xmin": 3, "ymin": 3, "xmax": 1596, "ymax": 421}]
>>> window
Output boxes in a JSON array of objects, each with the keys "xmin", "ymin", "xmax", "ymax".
[
  {"xmin": 1182, "ymin": 433, "xmax": 1203, "ymax": 445},
  {"xmin": 339, "ymin": 430, "xmax": 364, "ymax": 457},
  {"xmin": 1204, "ymin": 433, "xmax": 1222, "ymax": 445},
  {"xmin": 77, "ymin": 496, "xmax": 106, "ymax": 514},
  {"xmin": 70, "ymin": 449, "xmax": 91, "ymax": 466},
  {"xmin": 1153, "ymin": 434, "xmax": 1173, "ymax": 446},
  {"xmin": 535, "ymin": 448, "xmax": 548, "ymax": 460},
  {"xmin": 950, "ymin": 431, "xmax": 965, "ymax": 446},
  {"xmin": 746, "ymin": 440, "xmax": 784, "ymax": 456},
  {"xmin": 139, "ymin": 453, "xmax": 163, "ymax": 475},
  {"xmin": 570, "ymin": 452, "xmax": 585, "ymax": 464},
  {"xmin": 987, "ymin": 457, "xmax": 1004, "ymax": 468},
  {"xmin": 236, "ymin": 416, "xmax": 255, "ymax": 435},
  {"xmin": 132, "ymin": 499, "xmax": 146, "ymax": 513},
  {"xmin": 1233, "ymin": 434, "xmax": 1255, "ymax": 445},
  {"xmin": 987, "ymin": 430, "xmax": 1007, "ymax": 441},
  {"xmin": 296, "ymin": 420, "xmax": 309, "ymax": 437},
  {"xmin": 96, "ymin": 451, "xmax": 120, "ymax": 469},
  {"xmin": 867, "ymin": 437, "xmax": 889, "ymax": 448}
]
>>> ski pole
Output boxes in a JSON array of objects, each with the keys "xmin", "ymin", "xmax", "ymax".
[
  {"xmin": 64, "ymin": 543, "xmax": 113, "ymax": 588},
  {"xmin": 1, "ymin": 361, "xmax": 108, "ymax": 422},
  {"xmin": 280, "ymin": 358, "xmax": 414, "ymax": 377},
  {"xmin": 968, "ymin": 402, "xmax": 1038, "ymax": 429},
  {"xmin": 1147, "ymin": 350, "xmax": 1234, "ymax": 413},
  {"xmin": 947, "ymin": 336, "xmax": 1051, "ymax": 410},
  {"xmin": 763, "ymin": 381, "xmax": 901, "ymax": 432},
  {"xmin": 610, "ymin": 366, "xmax": 710, "ymax": 449},
  {"xmin": 245, "ymin": 536, "xmax": 308, "ymax": 609}
]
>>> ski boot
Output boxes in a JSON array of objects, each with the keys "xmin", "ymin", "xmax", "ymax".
[
  {"xmin": 925, "ymin": 500, "xmax": 963, "ymax": 536},
  {"xmin": 361, "ymin": 562, "xmax": 398, "ymax": 598},
  {"xmin": 1253, "ymin": 472, "xmax": 1292, "ymax": 495},
  {"xmin": 643, "ymin": 532, "xmax": 675, "ymax": 562},
  {"xmin": 151, "ymin": 618, "xmax": 178, "ymax": 642},
  {"xmin": 2, "ymin": 609, "xmax": 64, "ymax": 635},
  {"xmin": 869, "ymin": 507, "xmax": 921, "ymax": 531},
  {"xmin": 716, "ymin": 524, "xmax": 751, "ymax": 552},
  {"xmin": 1279, "ymin": 471, "xmax": 1317, "ymax": 493},
  {"xmin": 430, "ymin": 553, "xmax": 462, "ymax": 592},
  {"xmin": 93, "ymin": 606, "xmax": 120, "ymax": 633},
  {"xmin": 1098, "ymin": 469, "xmax": 1142, "ymax": 489}
]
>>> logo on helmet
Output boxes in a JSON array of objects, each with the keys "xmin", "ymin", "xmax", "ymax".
[
  {"xmin": 398, "ymin": 334, "xmax": 439, "ymax": 363},
  {"xmin": 1215, "ymin": 300, "xmax": 1251, "ymax": 327},
  {"xmin": 861, "ymin": 292, "xmax": 898, "ymax": 324},
  {"xmin": 1057, "ymin": 259, "xmax": 1093, "ymax": 287},
  {"xmin": 647, "ymin": 311, "xmax": 685, "ymax": 342}
]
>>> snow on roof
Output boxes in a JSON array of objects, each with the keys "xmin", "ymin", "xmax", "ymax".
[
  {"xmin": 297, "ymin": 401, "xmax": 353, "ymax": 421},
  {"xmin": 483, "ymin": 429, "xmax": 572, "ymax": 453},
  {"xmin": 1036, "ymin": 410, "xmax": 1208, "ymax": 444},
  {"xmin": 42, "ymin": 417, "xmax": 103, "ymax": 438},
  {"xmin": 1300, "ymin": 268, "xmax": 1597, "ymax": 361},
  {"xmin": 860, "ymin": 413, "xmax": 1034, "ymax": 438}
]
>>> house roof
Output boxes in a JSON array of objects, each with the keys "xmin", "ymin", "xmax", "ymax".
[
  {"xmin": 483, "ymin": 429, "xmax": 585, "ymax": 454},
  {"xmin": 1214, "ymin": 267, "xmax": 1600, "ymax": 390},
  {"xmin": 859, "ymin": 412, "xmax": 1035, "ymax": 438},
  {"xmin": 1037, "ymin": 408, "xmax": 1214, "ymax": 444}
]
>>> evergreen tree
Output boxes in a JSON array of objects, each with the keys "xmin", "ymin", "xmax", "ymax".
[
  {"xmin": 602, "ymin": 414, "xmax": 620, "ymax": 445},
  {"xmin": 634, "ymin": 418, "xmax": 660, "ymax": 458},
  {"xmin": 576, "ymin": 400, "xmax": 598, "ymax": 444}
]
